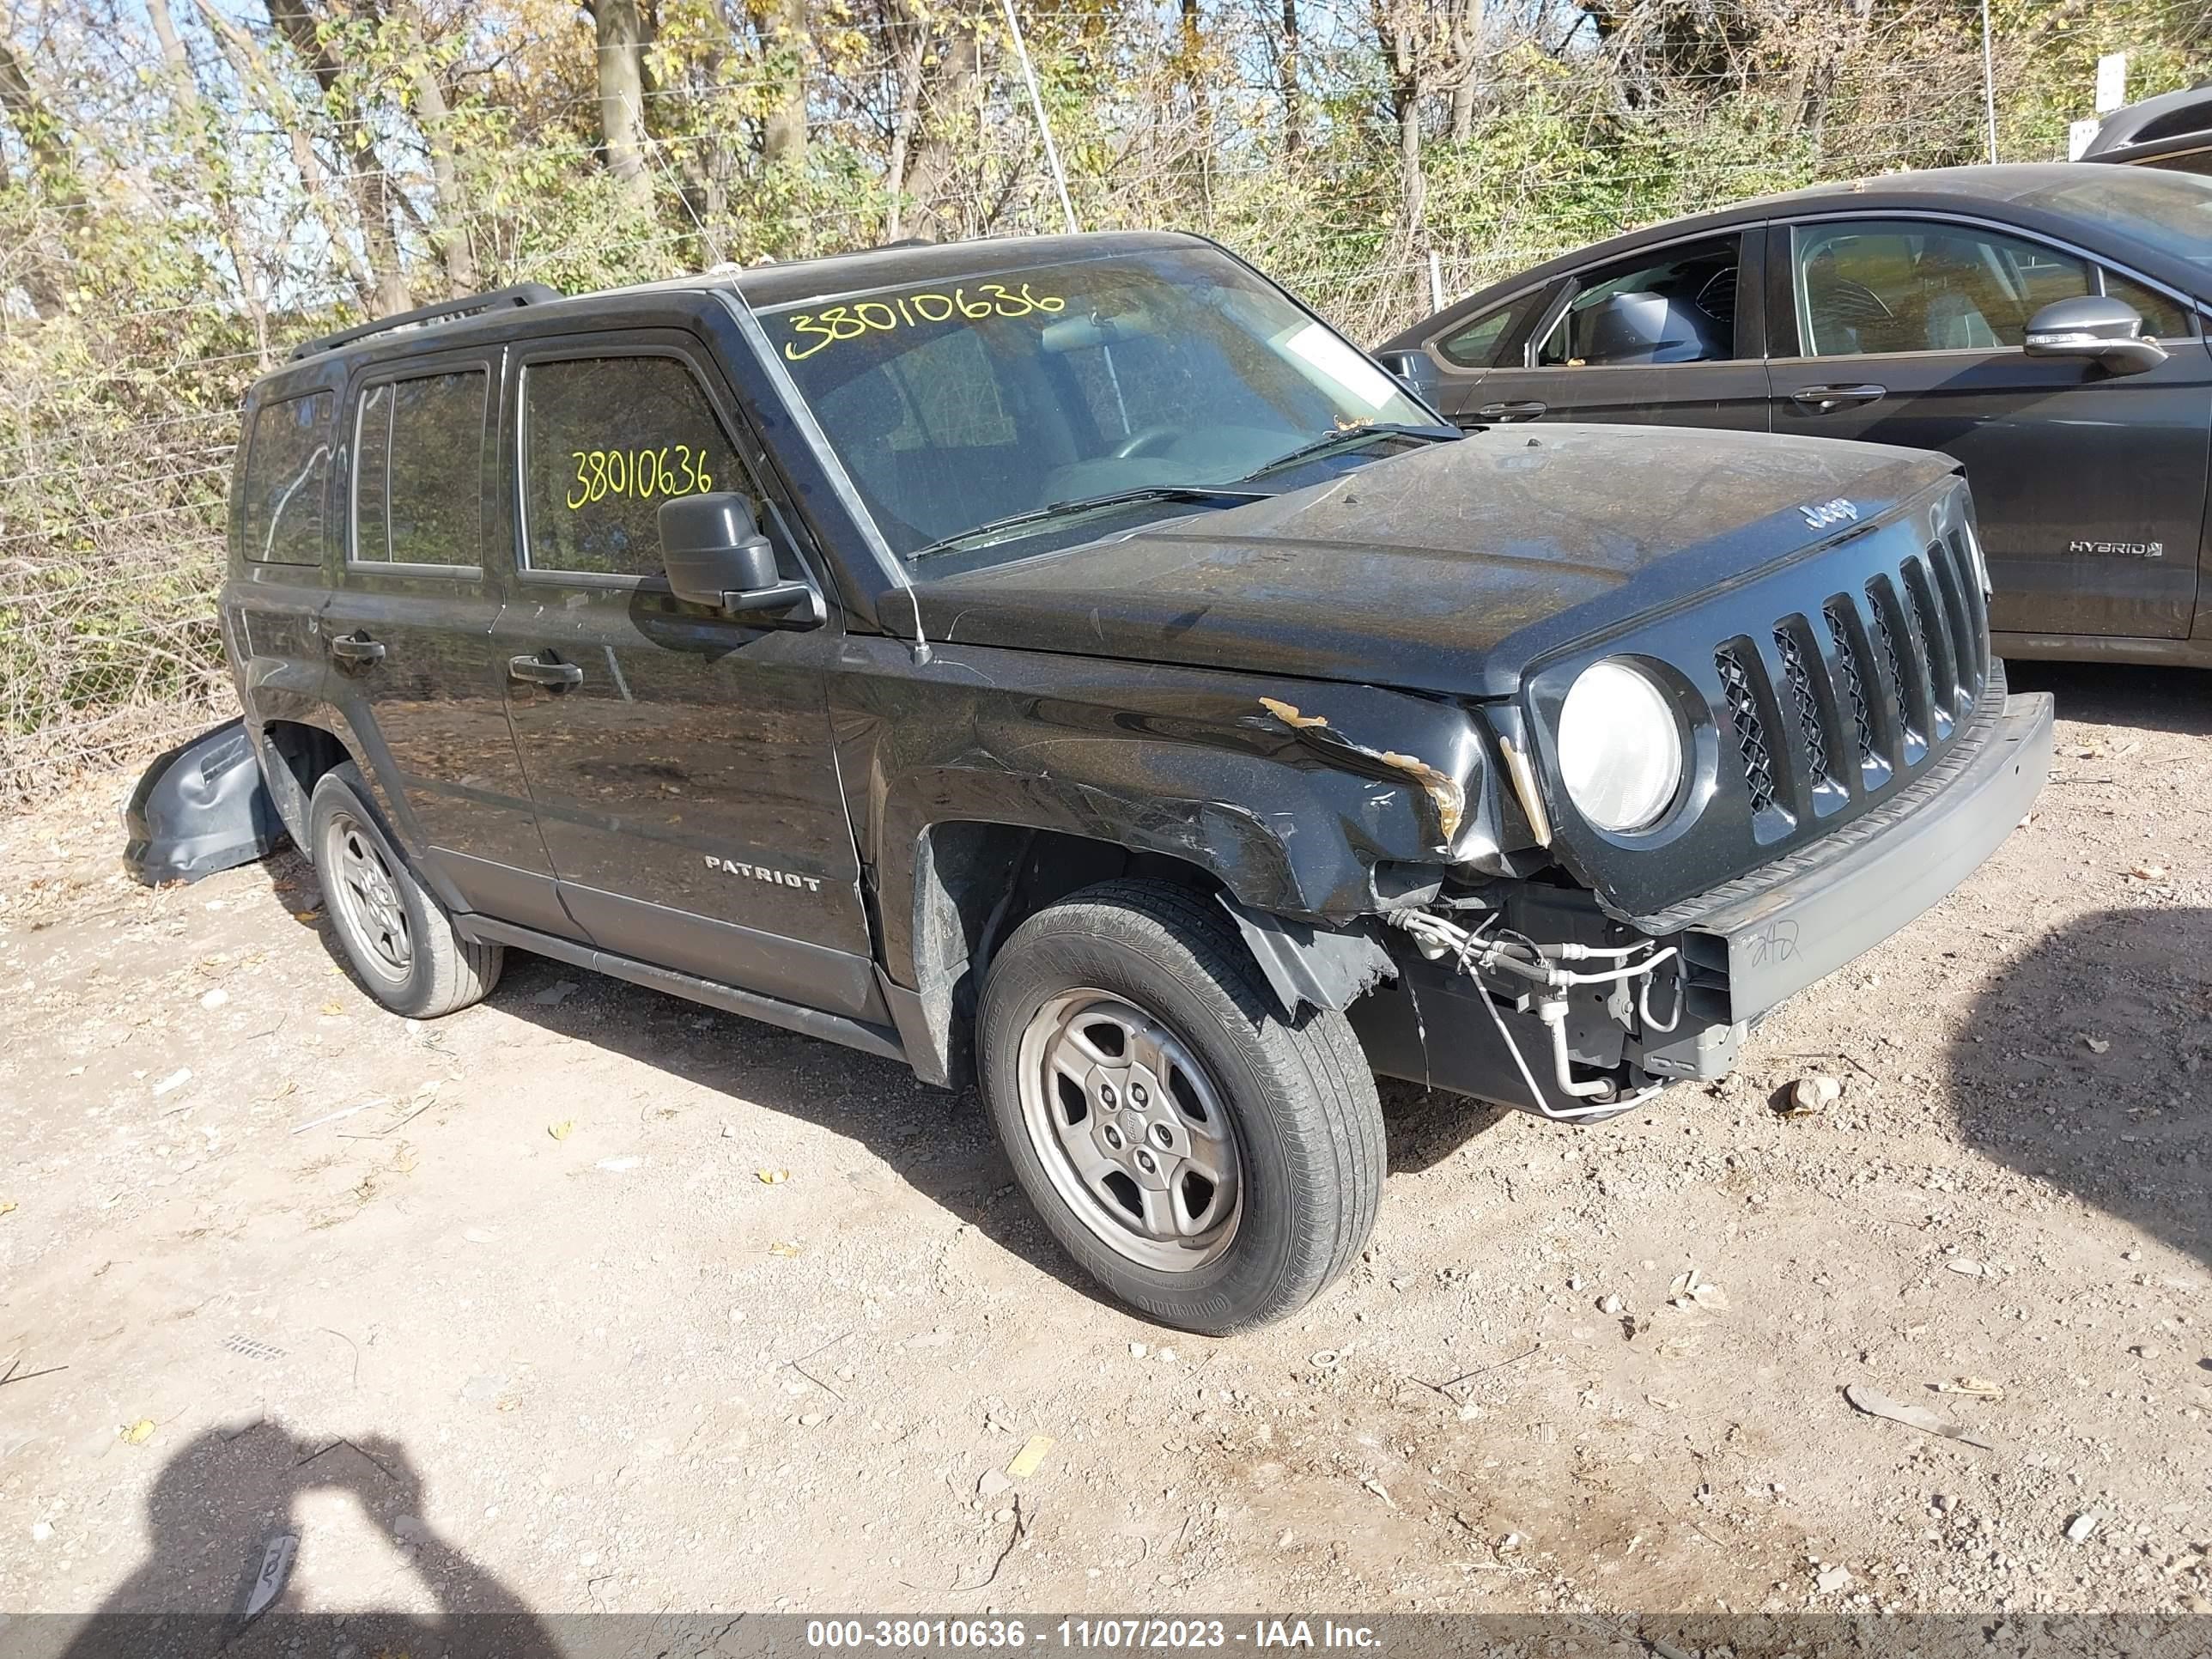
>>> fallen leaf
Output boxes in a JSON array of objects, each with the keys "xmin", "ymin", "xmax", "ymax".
[
  {"xmin": 1006, "ymin": 1433, "xmax": 1056, "ymax": 1479},
  {"xmin": 0, "ymin": 1200, "xmax": 16, "ymax": 1217},
  {"xmin": 755, "ymin": 1168, "xmax": 790, "ymax": 1185},
  {"xmin": 292, "ymin": 909, "xmax": 322, "ymax": 922},
  {"xmin": 319, "ymin": 1002, "xmax": 345, "ymax": 1018},
  {"xmin": 768, "ymin": 1241, "xmax": 802, "ymax": 1257},
  {"xmin": 2130, "ymin": 864, "xmax": 2167, "ymax": 881},
  {"xmin": 547, "ymin": 1119, "xmax": 575, "ymax": 1141},
  {"xmin": 120, "ymin": 1419, "xmax": 155, "ymax": 1445}
]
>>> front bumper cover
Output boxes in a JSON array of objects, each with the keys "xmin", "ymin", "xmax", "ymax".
[{"xmin": 1680, "ymin": 688, "xmax": 2053, "ymax": 1024}]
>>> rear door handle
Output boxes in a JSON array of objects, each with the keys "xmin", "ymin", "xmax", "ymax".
[
  {"xmin": 328, "ymin": 633, "xmax": 385, "ymax": 666},
  {"xmin": 507, "ymin": 653, "xmax": 584, "ymax": 690},
  {"xmin": 1790, "ymin": 383, "xmax": 1887, "ymax": 413},
  {"xmin": 1473, "ymin": 400, "xmax": 1547, "ymax": 422}
]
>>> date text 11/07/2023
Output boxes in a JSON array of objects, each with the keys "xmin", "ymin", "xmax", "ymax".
[{"xmin": 803, "ymin": 1619, "xmax": 1382, "ymax": 1650}]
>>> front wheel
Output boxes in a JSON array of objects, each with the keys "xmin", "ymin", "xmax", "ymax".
[{"xmin": 977, "ymin": 880, "xmax": 1384, "ymax": 1334}]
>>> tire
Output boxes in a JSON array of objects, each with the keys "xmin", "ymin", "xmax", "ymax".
[
  {"xmin": 977, "ymin": 878, "xmax": 1384, "ymax": 1334},
  {"xmin": 307, "ymin": 763, "xmax": 502, "ymax": 1018}
]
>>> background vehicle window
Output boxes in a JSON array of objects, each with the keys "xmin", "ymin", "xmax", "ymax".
[
  {"xmin": 240, "ymin": 391, "xmax": 334, "ymax": 564},
  {"xmin": 522, "ymin": 356, "xmax": 739, "ymax": 579},
  {"xmin": 1796, "ymin": 221, "xmax": 2092, "ymax": 356},
  {"xmin": 1436, "ymin": 296, "xmax": 1533, "ymax": 368},
  {"xmin": 352, "ymin": 369, "xmax": 486, "ymax": 566},
  {"xmin": 1536, "ymin": 238, "xmax": 1739, "ymax": 367},
  {"xmin": 2103, "ymin": 271, "xmax": 2198, "ymax": 339}
]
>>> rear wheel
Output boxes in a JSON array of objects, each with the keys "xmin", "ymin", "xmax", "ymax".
[
  {"xmin": 309, "ymin": 764, "xmax": 501, "ymax": 1018},
  {"xmin": 978, "ymin": 879, "xmax": 1383, "ymax": 1334}
]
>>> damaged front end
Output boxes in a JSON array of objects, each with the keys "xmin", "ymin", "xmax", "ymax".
[{"xmin": 1249, "ymin": 480, "xmax": 2054, "ymax": 1124}]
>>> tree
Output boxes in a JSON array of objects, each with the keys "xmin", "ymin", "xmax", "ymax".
[{"xmin": 592, "ymin": 0, "xmax": 655, "ymax": 214}]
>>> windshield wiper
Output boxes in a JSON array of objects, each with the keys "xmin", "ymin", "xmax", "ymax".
[
  {"xmin": 1236, "ymin": 422, "xmax": 1460, "ymax": 482},
  {"xmin": 908, "ymin": 483, "xmax": 1273, "ymax": 561}
]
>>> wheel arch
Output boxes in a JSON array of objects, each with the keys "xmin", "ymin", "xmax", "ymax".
[{"xmin": 890, "ymin": 817, "xmax": 1395, "ymax": 1091}]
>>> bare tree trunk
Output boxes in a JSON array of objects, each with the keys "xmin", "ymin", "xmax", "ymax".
[
  {"xmin": 884, "ymin": 16, "xmax": 927, "ymax": 240},
  {"xmin": 763, "ymin": 0, "xmax": 810, "ymax": 169},
  {"xmin": 902, "ymin": 21, "xmax": 980, "ymax": 239},
  {"xmin": 1280, "ymin": 0, "xmax": 1301, "ymax": 155},
  {"xmin": 0, "ymin": 37, "xmax": 77, "ymax": 318},
  {"xmin": 1449, "ymin": 71, "xmax": 1475, "ymax": 142},
  {"xmin": 410, "ymin": 62, "xmax": 480, "ymax": 294},
  {"xmin": 595, "ymin": 0, "xmax": 654, "ymax": 213},
  {"xmin": 264, "ymin": 0, "xmax": 411, "ymax": 315}
]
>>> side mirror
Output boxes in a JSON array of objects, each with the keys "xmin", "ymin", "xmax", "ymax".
[
  {"xmin": 2024, "ymin": 295, "xmax": 2168, "ymax": 375},
  {"xmin": 1375, "ymin": 348, "xmax": 1442, "ymax": 402},
  {"xmin": 657, "ymin": 492, "xmax": 821, "ymax": 622}
]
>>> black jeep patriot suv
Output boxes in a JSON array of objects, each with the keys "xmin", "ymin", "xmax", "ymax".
[{"xmin": 222, "ymin": 231, "xmax": 2053, "ymax": 1333}]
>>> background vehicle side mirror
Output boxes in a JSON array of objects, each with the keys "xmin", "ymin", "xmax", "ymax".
[
  {"xmin": 657, "ymin": 492, "xmax": 822, "ymax": 622},
  {"xmin": 1375, "ymin": 348, "xmax": 1442, "ymax": 402},
  {"xmin": 2024, "ymin": 295, "xmax": 2168, "ymax": 375}
]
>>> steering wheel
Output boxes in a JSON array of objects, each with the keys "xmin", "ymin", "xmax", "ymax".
[{"xmin": 1110, "ymin": 423, "xmax": 1185, "ymax": 460}]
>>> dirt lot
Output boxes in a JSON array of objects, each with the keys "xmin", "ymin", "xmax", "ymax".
[{"xmin": 1, "ymin": 662, "xmax": 2209, "ymax": 1634}]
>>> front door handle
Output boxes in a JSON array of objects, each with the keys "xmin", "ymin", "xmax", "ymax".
[
  {"xmin": 1473, "ymin": 399, "xmax": 1547, "ymax": 422},
  {"xmin": 507, "ymin": 653, "xmax": 584, "ymax": 690},
  {"xmin": 1790, "ymin": 383, "xmax": 1887, "ymax": 413},
  {"xmin": 329, "ymin": 632, "xmax": 386, "ymax": 666}
]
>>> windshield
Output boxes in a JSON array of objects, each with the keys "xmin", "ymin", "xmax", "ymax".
[
  {"xmin": 2017, "ymin": 168, "xmax": 2212, "ymax": 278},
  {"xmin": 761, "ymin": 244, "xmax": 1439, "ymax": 562}
]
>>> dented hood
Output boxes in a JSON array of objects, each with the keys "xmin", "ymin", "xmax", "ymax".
[{"xmin": 909, "ymin": 424, "xmax": 1959, "ymax": 699}]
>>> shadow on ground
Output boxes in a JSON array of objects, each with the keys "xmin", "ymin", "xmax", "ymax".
[
  {"xmin": 43, "ymin": 1425, "xmax": 555, "ymax": 1658},
  {"xmin": 1945, "ymin": 904, "xmax": 2211, "ymax": 1274},
  {"xmin": 2006, "ymin": 659, "xmax": 2212, "ymax": 738}
]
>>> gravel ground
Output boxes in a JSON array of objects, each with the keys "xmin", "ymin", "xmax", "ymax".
[{"xmin": 0, "ymin": 661, "xmax": 2208, "ymax": 1632}]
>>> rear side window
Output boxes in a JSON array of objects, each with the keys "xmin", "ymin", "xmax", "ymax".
[
  {"xmin": 520, "ymin": 356, "xmax": 740, "ymax": 580},
  {"xmin": 352, "ymin": 368, "xmax": 488, "ymax": 567},
  {"xmin": 240, "ymin": 391, "xmax": 334, "ymax": 564}
]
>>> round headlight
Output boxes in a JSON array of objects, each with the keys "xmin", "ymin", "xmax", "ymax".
[{"xmin": 1556, "ymin": 659, "xmax": 1684, "ymax": 833}]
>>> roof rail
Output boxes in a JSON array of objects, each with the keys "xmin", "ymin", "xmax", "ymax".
[{"xmin": 287, "ymin": 283, "xmax": 562, "ymax": 362}]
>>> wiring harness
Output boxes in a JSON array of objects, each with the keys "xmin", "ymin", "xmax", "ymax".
[{"xmin": 1386, "ymin": 908, "xmax": 1680, "ymax": 1121}]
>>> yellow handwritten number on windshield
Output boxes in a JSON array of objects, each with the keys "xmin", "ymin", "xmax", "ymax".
[
  {"xmin": 783, "ymin": 283, "xmax": 1066, "ymax": 361},
  {"xmin": 566, "ymin": 444, "xmax": 714, "ymax": 511}
]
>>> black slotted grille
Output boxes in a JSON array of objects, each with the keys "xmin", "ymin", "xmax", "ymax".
[
  {"xmin": 1904, "ymin": 554, "xmax": 1957, "ymax": 734},
  {"xmin": 1773, "ymin": 623, "xmax": 1833, "ymax": 786},
  {"xmin": 1865, "ymin": 576, "xmax": 1924, "ymax": 751},
  {"xmin": 1824, "ymin": 599, "xmax": 1879, "ymax": 765},
  {"xmin": 1715, "ymin": 647, "xmax": 1776, "ymax": 815},
  {"xmin": 1683, "ymin": 527, "xmax": 1988, "ymax": 838}
]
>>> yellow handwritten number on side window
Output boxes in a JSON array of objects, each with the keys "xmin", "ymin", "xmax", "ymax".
[
  {"xmin": 783, "ymin": 283, "xmax": 1067, "ymax": 361},
  {"xmin": 566, "ymin": 444, "xmax": 715, "ymax": 511}
]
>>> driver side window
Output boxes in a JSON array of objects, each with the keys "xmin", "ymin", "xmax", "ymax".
[
  {"xmin": 1536, "ymin": 237, "xmax": 1741, "ymax": 368},
  {"xmin": 1793, "ymin": 220, "xmax": 2092, "ymax": 358}
]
